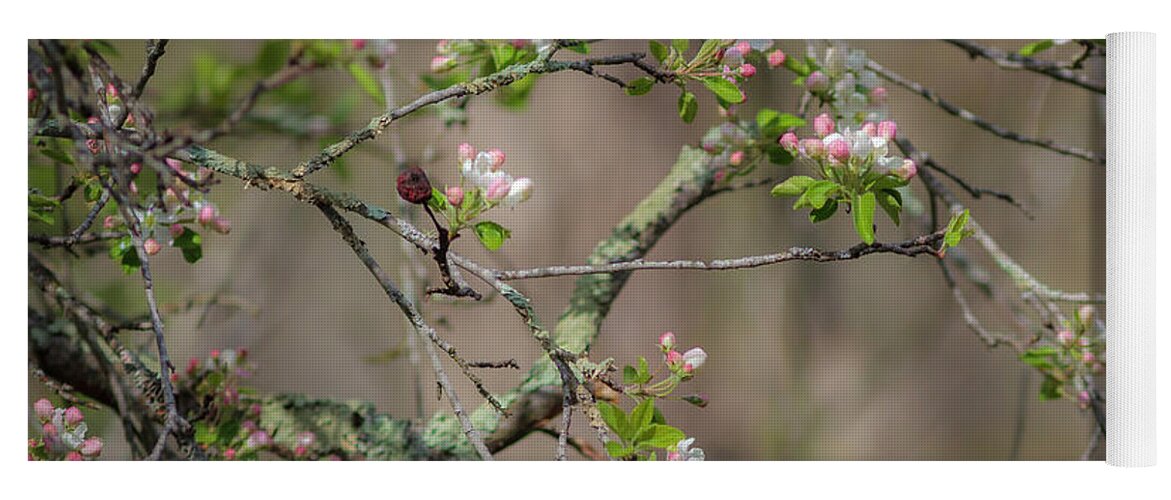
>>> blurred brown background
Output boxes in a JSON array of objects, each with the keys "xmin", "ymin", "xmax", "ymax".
[{"xmin": 28, "ymin": 40, "xmax": 1105, "ymax": 460}]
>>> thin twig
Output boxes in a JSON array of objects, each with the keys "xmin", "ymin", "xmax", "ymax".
[
  {"xmin": 315, "ymin": 203, "xmax": 494, "ymax": 460},
  {"xmin": 30, "ymin": 231, "xmax": 124, "ymax": 248},
  {"xmin": 495, "ymin": 232, "xmax": 946, "ymax": 280},
  {"xmin": 131, "ymin": 40, "xmax": 168, "ymax": 99},
  {"xmin": 944, "ymin": 40, "xmax": 1105, "ymax": 94},
  {"xmin": 868, "ymin": 60, "xmax": 1104, "ymax": 165}
]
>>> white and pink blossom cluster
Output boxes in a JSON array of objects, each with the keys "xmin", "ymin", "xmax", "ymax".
[
  {"xmin": 452, "ymin": 143, "xmax": 534, "ymax": 208},
  {"xmin": 804, "ymin": 41, "xmax": 889, "ymax": 125},
  {"xmin": 658, "ymin": 331, "xmax": 708, "ymax": 380},
  {"xmin": 779, "ymin": 113, "xmax": 917, "ymax": 181},
  {"xmin": 29, "ymin": 399, "xmax": 102, "ymax": 461}
]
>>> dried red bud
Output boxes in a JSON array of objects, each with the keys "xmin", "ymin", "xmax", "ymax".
[{"xmin": 396, "ymin": 166, "xmax": 433, "ymax": 205}]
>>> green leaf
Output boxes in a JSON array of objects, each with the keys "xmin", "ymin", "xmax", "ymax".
[
  {"xmin": 770, "ymin": 175, "xmax": 816, "ymax": 197},
  {"xmin": 172, "ymin": 228, "xmax": 203, "ymax": 264},
  {"xmin": 216, "ymin": 419, "xmax": 241, "ymax": 445},
  {"xmin": 853, "ymin": 191, "xmax": 877, "ymax": 245},
  {"xmin": 766, "ymin": 146, "xmax": 795, "ymax": 166},
  {"xmin": 83, "ymin": 182, "xmax": 103, "ymax": 203},
  {"xmin": 1018, "ymin": 40, "xmax": 1055, "ymax": 57},
  {"xmin": 634, "ymin": 424, "xmax": 686, "ymax": 449},
  {"xmin": 677, "ymin": 91, "xmax": 698, "ymax": 123},
  {"xmin": 605, "ymin": 441, "xmax": 635, "ymax": 458},
  {"xmin": 39, "ymin": 147, "xmax": 74, "ymax": 166},
  {"xmin": 473, "ymin": 221, "xmax": 510, "ymax": 251},
  {"xmin": 1039, "ymin": 375, "xmax": 1063, "ymax": 401},
  {"xmin": 1021, "ymin": 346, "xmax": 1060, "ymax": 370},
  {"xmin": 623, "ymin": 365, "xmax": 639, "ymax": 385},
  {"xmin": 701, "ymin": 77, "xmax": 744, "ymax": 104},
  {"xmin": 347, "ymin": 61, "xmax": 386, "ymax": 108},
  {"xmin": 636, "ymin": 356, "xmax": 651, "ymax": 384},
  {"xmin": 194, "ymin": 421, "xmax": 216, "ymax": 445},
  {"xmin": 596, "ymin": 401, "xmax": 630, "ymax": 441},
  {"xmin": 565, "ymin": 42, "xmax": 590, "ymax": 54},
  {"xmin": 755, "ymin": 109, "xmax": 804, "ymax": 137},
  {"xmin": 809, "ymin": 198, "xmax": 838, "ymax": 223},
  {"xmin": 875, "ymin": 189, "xmax": 902, "ymax": 226},
  {"xmin": 671, "ymin": 39, "xmax": 690, "ymax": 54},
  {"xmin": 428, "ymin": 187, "xmax": 449, "ymax": 213},
  {"xmin": 783, "ymin": 55, "xmax": 811, "ymax": 76},
  {"xmin": 944, "ymin": 209, "xmax": 972, "ymax": 249},
  {"xmin": 253, "ymin": 40, "xmax": 291, "ymax": 75},
  {"xmin": 630, "ymin": 398, "xmax": 655, "ymax": 434},
  {"xmin": 491, "ymin": 44, "xmax": 517, "ymax": 70},
  {"xmin": 805, "ymin": 180, "xmax": 839, "ymax": 209},
  {"xmin": 648, "ymin": 41, "xmax": 669, "ymax": 63},
  {"xmin": 109, "ymin": 236, "xmax": 141, "ymax": 274},
  {"xmin": 625, "ymin": 77, "xmax": 654, "ymax": 96},
  {"xmin": 691, "ymin": 40, "xmax": 723, "ymax": 65}
]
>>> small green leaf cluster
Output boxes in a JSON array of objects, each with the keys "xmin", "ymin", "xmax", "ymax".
[
  {"xmin": 1020, "ymin": 305, "xmax": 1105, "ymax": 405},
  {"xmin": 698, "ymin": 110, "xmax": 804, "ymax": 184},
  {"xmin": 597, "ymin": 398, "xmax": 687, "ymax": 460},
  {"xmin": 643, "ymin": 40, "xmax": 756, "ymax": 123},
  {"xmin": 423, "ymin": 39, "xmax": 582, "ymax": 110}
]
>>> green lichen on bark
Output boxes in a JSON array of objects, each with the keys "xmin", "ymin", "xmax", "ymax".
[{"xmin": 258, "ymin": 394, "xmax": 426, "ymax": 460}]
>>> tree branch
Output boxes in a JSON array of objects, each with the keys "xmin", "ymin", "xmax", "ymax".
[
  {"xmin": 868, "ymin": 60, "xmax": 1104, "ymax": 165},
  {"xmin": 944, "ymin": 40, "xmax": 1104, "ymax": 94}
]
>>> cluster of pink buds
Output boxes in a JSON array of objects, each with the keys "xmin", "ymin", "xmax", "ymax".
[
  {"xmin": 660, "ymin": 332, "xmax": 708, "ymax": 380},
  {"xmin": 456, "ymin": 143, "xmax": 534, "ymax": 208},
  {"xmin": 779, "ymin": 113, "xmax": 916, "ymax": 181},
  {"xmin": 29, "ymin": 399, "xmax": 102, "ymax": 461}
]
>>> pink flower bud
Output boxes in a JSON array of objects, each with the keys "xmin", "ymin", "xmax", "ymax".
[
  {"xmin": 734, "ymin": 41, "xmax": 752, "ymax": 57},
  {"xmin": 223, "ymin": 448, "xmax": 237, "ymax": 460},
  {"xmin": 894, "ymin": 158, "xmax": 917, "ymax": 180},
  {"xmin": 714, "ymin": 170, "xmax": 728, "ymax": 183},
  {"xmin": 861, "ymin": 122, "xmax": 877, "ymax": 137},
  {"xmin": 130, "ymin": 162, "xmax": 142, "ymax": 175},
  {"xmin": 87, "ymin": 116, "xmax": 100, "ymax": 125},
  {"xmin": 28, "ymin": 88, "xmax": 37, "ymax": 102},
  {"xmin": 1057, "ymin": 330, "xmax": 1074, "ymax": 345},
  {"xmin": 211, "ymin": 349, "xmax": 221, "ymax": 360},
  {"xmin": 297, "ymin": 431, "xmax": 316, "ymax": 447},
  {"xmin": 1082, "ymin": 351, "xmax": 1097, "ymax": 364},
  {"xmin": 351, "ymin": 39, "xmax": 367, "ymax": 50},
  {"xmin": 295, "ymin": 445, "xmax": 308, "ymax": 457},
  {"xmin": 64, "ymin": 407, "xmax": 84, "ymax": 426},
  {"xmin": 169, "ymin": 224, "xmax": 185, "ymax": 239},
  {"xmin": 143, "ymin": 238, "xmax": 161, "ymax": 256},
  {"xmin": 1078, "ymin": 390, "xmax": 1091, "ymax": 407},
  {"xmin": 729, "ymin": 151, "xmax": 745, "ymax": 166},
  {"xmin": 486, "ymin": 177, "xmax": 512, "ymax": 202},
  {"xmin": 825, "ymin": 137, "xmax": 850, "ymax": 163},
  {"xmin": 486, "ymin": 148, "xmax": 506, "ymax": 170},
  {"xmin": 198, "ymin": 205, "xmax": 216, "ymax": 225},
  {"xmin": 869, "ymin": 87, "xmax": 888, "ymax": 104},
  {"xmin": 445, "ymin": 186, "xmax": 464, "ymax": 207},
  {"xmin": 211, "ymin": 216, "xmax": 232, "ymax": 235},
  {"xmin": 42, "ymin": 422, "xmax": 58, "ymax": 438},
  {"xmin": 165, "ymin": 158, "xmax": 183, "ymax": 172},
  {"xmin": 806, "ymin": 71, "xmax": 830, "ymax": 92},
  {"xmin": 223, "ymin": 387, "xmax": 239, "ymax": 405},
  {"xmin": 457, "ymin": 143, "xmax": 476, "ymax": 163},
  {"xmin": 80, "ymin": 437, "xmax": 102, "ymax": 457},
  {"xmin": 511, "ymin": 39, "xmax": 529, "ymax": 49},
  {"xmin": 666, "ymin": 350, "xmax": 683, "ymax": 367},
  {"xmin": 658, "ymin": 332, "xmax": 676, "ymax": 351},
  {"xmin": 186, "ymin": 357, "xmax": 200, "ymax": 375},
  {"xmin": 767, "ymin": 50, "xmax": 787, "ymax": 69},
  {"xmin": 250, "ymin": 404, "xmax": 263, "ymax": 417},
  {"xmin": 128, "ymin": 180, "xmax": 138, "ymax": 195},
  {"xmin": 242, "ymin": 420, "xmax": 258, "ymax": 433},
  {"xmin": 667, "ymin": 451, "xmax": 682, "ymax": 461},
  {"xmin": 430, "ymin": 55, "xmax": 455, "ymax": 72},
  {"xmin": 103, "ymin": 215, "xmax": 116, "ymax": 229},
  {"xmin": 779, "ymin": 132, "xmax": 799, "ymax": 151},
  {"xmin": 34, "ymin": 399, "xmax": 54, "ymax": 421},
  {"xmin": 247, "ymin": 430, "xmax": 272, "ymax": 448},
  {"xmin": 86, "ymin": 139, "xmax": 101, "ymax": 154},
  {"xmin": 876, "ymin": 120, "xmax": 898, "ymax": 141},
  {"xmin": 738, "ymin": 63, "xmax": 756, "ymax": 78},
  {"xmin": 800, "ymin": 138, "xmax": 825, "ymax": 159},
  {"xmin": 65, "ymin": 451, "xmax": 84, "ymax": 461},
  {"xmin": 106, "ymin": 83, "xmax": 119, "ymax": 99},
  {"xmin": 813, "ymin": 113, "xmax": 835, "ymax": 138}
]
